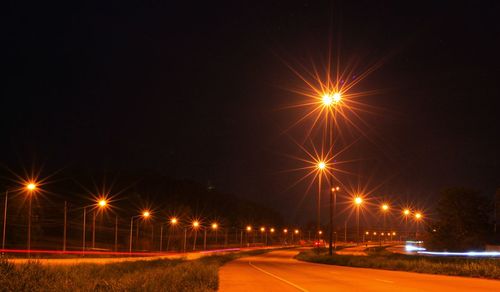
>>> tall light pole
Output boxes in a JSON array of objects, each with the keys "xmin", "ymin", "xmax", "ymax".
[
  {"xmin": 329, "ymin": 186, "xmax": 340, "ymax": 255},
  {"xmin": 211, "ymin": 222, "xmax": 218, "ymax": 246},
  {"xmin": 26, "ymin": 182, "xmax": 37, "ymax": 252},
  {"xmin": 166, "ymin": 217, "xmax": 177, "ymax": 251},
  {"xmin": 354, "ymin": 196, "xmax": 363, "ymax": 245},
  {"xmin": 63, "ymin": 201, "xmax": 67, "ymax": 252},
  {"xmin": 403, "ymin": 209, "xmax": 411, "ymax": 240},
  {"xmin": 82, "ymin": 198, "xmax": 108, "ymax": 253},
  {"xmin": 246, "ymin": 225, "xmax": 252, "ymax": 246},
  {"xmin": 317, "ymin": 161, "xmax": 326, "ymax": 239},
  {"xmin": 2, "ymin": 190, "xmax": 8, "ymax": 250},
  {"xmin": 129, "ymin": 210, "xmax": 150, "ymax": 253},
  {"xmin": 381, "ymin": 203, "xmax": 389, "ymax": 243},
  {"xmin": 414, "ymin": 212, "xmax": 422, "ymax": 240},
  {"xmin": 192, "ymin": 220, "xmax": 200, "ymax": 251}
]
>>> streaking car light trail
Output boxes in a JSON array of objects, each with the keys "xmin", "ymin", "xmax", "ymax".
[{"xmin": 417, "ymin": 251, "xmax": 500, "ymax": 257}]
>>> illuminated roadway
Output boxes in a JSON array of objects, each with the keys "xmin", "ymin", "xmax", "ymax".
[{"xmin": 219, "ymin": 249, "xmax": 500, "ymax": 291}]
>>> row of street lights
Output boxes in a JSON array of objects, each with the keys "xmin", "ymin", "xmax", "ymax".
[{"xmin": 2, "ymin": 183, "xmax": 298, "ymax": 253}]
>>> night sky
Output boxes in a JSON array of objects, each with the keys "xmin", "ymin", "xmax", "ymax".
[{"xmin": 3, "ymin": 1, "xmax": 499, "ymax": 223}]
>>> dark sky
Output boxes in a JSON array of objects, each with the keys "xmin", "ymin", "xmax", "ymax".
[{"xmin": 2, "ymin": 1, "xmax": 499, "ymax": 223}]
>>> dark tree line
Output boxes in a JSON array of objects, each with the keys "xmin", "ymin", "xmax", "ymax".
[{"xmin": 426, "ymin": 187, "xmax": 496, "ymax": 251}]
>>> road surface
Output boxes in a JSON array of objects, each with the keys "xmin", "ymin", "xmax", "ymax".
[{"xmin": 219, "ymin": 249, "xmax": 500, "ymax": 291}]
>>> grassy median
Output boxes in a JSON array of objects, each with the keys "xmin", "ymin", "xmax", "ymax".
[
  {"xmin": 296, "ymin": 248, "xmax": 500, "ymax": 280},
  {"xmin": 0, "ymin": 249, "xmax": 270, "ymax": 292}
]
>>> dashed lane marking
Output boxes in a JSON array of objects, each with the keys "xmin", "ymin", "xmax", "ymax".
[{"xmin": 248, "ymin": 261, "xmax": 310, "ymax": 292}]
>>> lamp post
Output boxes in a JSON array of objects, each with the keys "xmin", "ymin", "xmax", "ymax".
[
  {"xmin": 129, "ymin": 210, "xmax": 150, "ymax": 253},
  {"xmin": 329, "ymin": 186, "xmax": 340, "ymax": 255},
  {"xmin": 354, "ymin": 196, "xmax": 363, "ymax": 245},
  {"xmin": 403, "ymin": 209, "xmax": 411, "ymax": 240},
  {"xmin": 246, "ymin": 225, "xmax": 252, "ymax": 246},
  {"xmin": 26, "ymin": 183, "xmax": 37, "ymax": 252},
  {"xmin": 2, "ymin": 190, "xmax": 8, "ymax": 250},
  {"xmin": 414, "ymin": 212, "xmax": 422, "ymax": 240},
  {"xmin": 192, "ymin": 220, "xmax": 200, "ymax": 251},
  {"xmin": 82, "ymin": 198, "xmax": 108, "ymax": 253},
  {"xmin": 211, "ymin": 223, "xmax": 218, "ymax": 246},
  {"xmin": 166, "ymin": 217, "xmax": 177, "ymax": 251},
  {"xmin": 381, "ymin": 203, "xmax": 389, "ymax": 243}
]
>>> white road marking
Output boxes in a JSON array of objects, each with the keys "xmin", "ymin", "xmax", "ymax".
[{"xmin": 248, "ymin": 261, "xmax": 310, "ymax": 292}]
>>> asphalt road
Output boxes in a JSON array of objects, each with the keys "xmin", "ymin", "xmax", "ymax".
[{"xmin": 219, "ymin": 249, "xmax": 500, "ymax": 291}]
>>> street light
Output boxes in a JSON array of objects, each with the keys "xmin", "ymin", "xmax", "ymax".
[
  {"xmin": 192, "ymin": 220, "xmax": 201, "ymax": 250},
  {"xmin": 353, "ymin": 196, "xmax": 363, "ymax": 244},
  {"xmin": 322, "ymin": 92, "xmax": 341, "ymax": 107},
  {"xmin": 25, "ymin": 182, "xmax": 38, "ymax": 252},
  {"xmin": 403, "ymin": 209, "xmax": 411, "ymax": 239},
  {"xmin": 381, "ymin": 203, "xmax": 389, "ymax": 243},
  {"xmin": 129, "ymin": 210, "xmax": 151, "ymax": 253},
  {"xmin": 329, "ymin": 186, "xmax": 340, "ymax": 255},
  {"xmin": 81, "ymin": 198, "xmax": 109, "ymax": 253},
  {"xmin": 414, "ymin": 212, "xmax": 423, "ymax": 240}
]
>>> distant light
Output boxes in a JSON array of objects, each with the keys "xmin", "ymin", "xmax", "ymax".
[
  {"xmin": 283, "ymin": 229, "xmax": 288, "ymax": 233},
  {"xmin": 270, "ymin": 228, "xmax": 275, "ymax": 233},
  {"xmin": 365, "ymin": 231, "xmax": 369, "ymax": 235},
  {"xmin": 403, "ymin": 209, "xmax": 410, "ymax": 216},
  {"xmin": 322, "ymin": 92, "xmax": 341, "ymax": 106},
  {"xmin": 333, "ymin": 92, "xmax": 341, "ymax": 103},
  {"xmin": 26, "ymin": 183, "xmax": 37, "ymax": 191},
  {"xmin": 211, "ymin": 223, "xmax": 218, "ymax": 230},
  {"xmin": 170, "ymin": 218, "xmax": 178, "ymax": 225},
  {"xmin": 415, "ymin": 213, "xmax": 422, "ymax": 220},
  {"xmin": 392, "ymin": 232, "xmax": 396, "ymax": 236},
  {"xmin": 294, "ymin": 229, "xmax": 299, "ymax": 234},
  {"xmin": 318, "ymin": 230, "xmax": 323, "ymax": 235},
  {"xmin": 373, "ymin": 232, "xmax": 377, "ymax": 235},
  {"xmin": 405, "ymin": 245, "xmax": 426, "ymax": 252},
  {"xmin": 98, "ymin": 199, "xmax": 107, "ymax": 207},
  {"xmin": 418, "ymin": 251, "xmax": 500, "ymax": 257},
  {"xmin": 332, "ymin": 186, "xmax": 340, "ymax": 192},
  {"xmin": 381, "ymin": 204, "xmax": 389, "ymax": 211},
  {"xmin": 142, "ymin": 211, "xmax": 151, "ymax": 218},
  {"xmin": 246, "ymin": 226, "xmax": 252, "ymax": 231},
  {"xmin": 260, "ymin": 227, "xmax": 265, "ymax": 232},
  {"xmin": 354, "ymin": 197, "xmax": 363, "ymax": 205},
  {"xmin": 317, "ymin": 161, "xmax": 326, "ymax": 170},
  {"xmin": 193, "ymin": 221, "xmax": 200, "ymax": 228}
]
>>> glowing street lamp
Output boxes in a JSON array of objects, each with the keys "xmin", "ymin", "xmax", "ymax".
[
  {"xmin": 317, "ymin": 161, "xmax": 326, "ymax": 170},
  {"xmin": 414, "ymin": 212, "xmax": 423, "ymax": 240},
  {"xmin": 192, "ymin": 220, "xmax": 201, "ymax": 251},
  {"xmin": 211, "ymin": 223, "xmax": 218, "ymax": 230},
  {"xmin": 353, "ymin": 196, "xmax": 363, "ymax": 244},
  {"xmin": 381, "ymin": 204, "xmax": 389, "ymax": 212},
  {"xmin": 329, "ymin": 186, "xmax": 341, "ymax": 255},
  {"xmin": 246, "ymin": 225, "xmax": 252, "ymax": 232},
  {"xmin": 82, "ymin": 197, "xmax": 109, "ymax": 253},
  {"xmin": 129, "ymin": 210, "xmax": 151, "ymax": 253},
  {"xmin": 170, "ymin": 217, "xmax": 178, "ymax": 225},
  {"xmin": 403, "ymin": 209, "xmax": 411, "ymax": 239},
  {"xmin": 270, "ymin": 228, "xmax": 275, "ymax": 233},
  {"xmin": 322, "ymin": 92, "xmax": 341, "ymax": 107},
  {"xmin": 25, "ymin": 182, "xmax": 38, "ymax": 252},
  {"xmin": 283, "ymin": 228, "xmax": 288, "ymax": 233}
]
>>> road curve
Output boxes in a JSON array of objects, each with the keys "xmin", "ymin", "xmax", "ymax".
[{"xmin": 219, "ymin": 249, "xmax": 500, "ymax": 292}]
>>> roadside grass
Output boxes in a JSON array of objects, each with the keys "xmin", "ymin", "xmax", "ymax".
[
  {"xmin": 0, "ymin": 249, "xmax": 272, "ymax": 291},
  {"xmin": 296, "ymin": 248, "xmax": 500, "ymax": 280}
]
